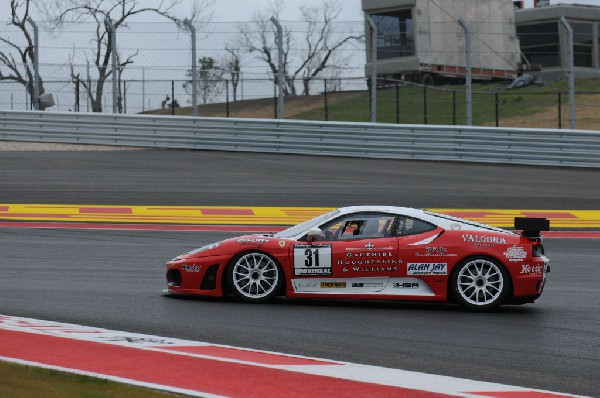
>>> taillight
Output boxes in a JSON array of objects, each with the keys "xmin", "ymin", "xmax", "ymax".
[{"xmin": 532, "ymin": 241, "xmax": 544, "ymax": 257}]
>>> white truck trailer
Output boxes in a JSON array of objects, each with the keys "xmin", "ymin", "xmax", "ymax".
[{"xmin": 363, "ymin": 0, "xmax": 522, "ymax": 84}]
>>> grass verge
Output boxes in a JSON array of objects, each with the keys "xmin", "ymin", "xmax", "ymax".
[{"xmin": 0, "ymin": 360, "xmax": 188, "ymax": 398}]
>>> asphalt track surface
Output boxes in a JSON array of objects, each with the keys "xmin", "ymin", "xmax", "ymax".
[{"xmin": 1, "ymin": 150, "xmax": 599, "ymax": 397}]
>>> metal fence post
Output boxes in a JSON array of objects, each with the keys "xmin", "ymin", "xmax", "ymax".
[
  {"xmin": 26, "ymin": 17, "xmax": 39, "ymax": 110},
  {"xmin": 184, "ymin": 19, "xmax": 197, "ymax": 117},
  {"xmin": 395, "ymin": 84, "xmax": 400, "ymax": 124},
  {"xmin": 270, "ymin": 16, "xmax": 284, "ymax": 119},
  {"xmin": 225, "ymin": 79, "xmax": 230, "ymax": 117},
  {"xmin": 104, "ymin": 17, "xmax": 118, "ymax": 114},
  {"xmin": 423, "ymin": 85, "xmax": 428, "ymax": 124},
  {"xmin": 495, "ymin": 93, "xmax": 499, "ymax": 127},
  {"xmin": 366, "ymin": 15, "xmax": 377, "ymax": 123},
  {"xmin": 458, "ymin": 18, "xmax": 472, "ymax": 126},
  {"xmin": 324, "ymin": 79, "xmax": 329, "ymax": 121},
  {"xmin": 560, "ymin": 17, "xmax": 575, "ymax": 129},
  {"xmin": 558, "ymin": 92, "xmax": 562, "ymax": 129},
  {"xmin": 171, "ymin": 80, "xmax": 175, "ymax": 115}
]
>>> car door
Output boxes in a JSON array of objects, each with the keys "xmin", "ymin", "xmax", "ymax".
[
  {"xmin": 392, "ymin": 215, "xmax": 446, "ymax": 296},
  {"xmin": 291, "ymin": 212, "xmax": 399, "ymax": 294}
]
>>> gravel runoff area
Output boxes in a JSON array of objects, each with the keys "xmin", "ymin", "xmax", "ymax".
[{"xmin": 0, "ymin": 141, "xmax": 144, "ymax": 151}]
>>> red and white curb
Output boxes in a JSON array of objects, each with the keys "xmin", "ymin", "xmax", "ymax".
[{"xmin": 0, "ymin": 315, "xmax": 588, "ymax": 398}]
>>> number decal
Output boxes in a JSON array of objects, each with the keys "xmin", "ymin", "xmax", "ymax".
[
  {"xmin": 304, "ymin": 248, "xmax": 320, "ymax": 267},
  {"xmin": 304, "ymin": 249, "xmax": 313, "ymax": 267},
  {"xmin": 294, "ymin": 245, "xmax": 331, "ymax": 276}
]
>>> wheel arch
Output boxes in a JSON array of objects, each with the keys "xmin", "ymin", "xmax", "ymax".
[{"xmin": 447, "ymin": 254, "xmax": 514, "ymax": 304}]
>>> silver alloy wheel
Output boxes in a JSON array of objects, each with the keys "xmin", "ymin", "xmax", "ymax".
[
  {"xmin": 231, "ymin": 252, "xmax": 279, "ymax": 300},
  {"xmin": 457, "ymin": 259, "xmax": 504, "ymax": 306}
]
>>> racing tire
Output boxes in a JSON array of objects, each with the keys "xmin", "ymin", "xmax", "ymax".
[
  {"xmin": 227, "ymin": 251, "xmax": 283, "ymax": 303},
  {"xmin": 450, "ymin": 257, "xmax": 511, "ymax": 312}
]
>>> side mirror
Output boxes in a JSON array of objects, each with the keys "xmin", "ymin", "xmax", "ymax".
[{"xmin": 306, "ymin": 227, "xmax": 324, "ymax": 242}]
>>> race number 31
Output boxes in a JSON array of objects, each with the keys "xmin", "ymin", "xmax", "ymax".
[{"xmin": 294, "ymin": 244, "xmax": 332, "ymax": 276}]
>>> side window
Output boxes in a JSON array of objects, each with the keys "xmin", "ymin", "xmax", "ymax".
[
  {"xmin": 319, "ymin": 213, "xmax": 396, "ymax": 241},
  {"xmin": 396, "ymin": 216, "xmax": 436, "ymax": 236}
]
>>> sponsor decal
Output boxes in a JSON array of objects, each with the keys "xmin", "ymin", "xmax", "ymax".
[
  {"xmin": 321, "ymin": 282, "xmax": 346, "ymax": 289},
  {"xmin": 504, "ymin": 245, "xmax": 527, "ymax": 262},
  {"xmin": 346, "ymin": 251, "xmax": 394, "ymax": 258},
  {"xmin": 278, "ymin": 241, "xmax": 286, "ymax": 248},
  {"xmin": 520, "ymin": 264, "xmax": 543, "ymax": 276},
  {"xmin": 348, "ymin": 266, "xmax": 398, "ymax": 272},
  {"xmin": 407, "ymin": 263, "xmax": 448, "ymax": 276},
  {"xmin": 100, "ymin": 336, "xmax": 174, "ymax": 345},
  {"xmin": 351, "ymin": 282, "xmax": 385, "ymax": 288},
  {"xmin": 294, "ymin": 281, "xmax": 318, "ymax": 289},
  {"xmin": 338, "ymin": 249, "xmax": 401, "ymax": 268},
  {"xmin": 182, "ymin": 264, "xmax": 200, "ymax": 273},
  {"xmin": 461, "ymin": 234, "xmax": 507, "ymax": 245},
  {"xmin": 294, "ymin": 244, "xmax": 332, "ymax": 276},
  {"xmin": 237, "ymin": 238, "xmax": 270, "ymax": 244},
  {"xmin": 338, "ymin": 259, "xmax": 399, "ymax": 267},
  {"xmin": 393, "ymin": 282, "xmax": 419, "ymax": 289},
  {"xmin": 415, "ymin": 247, "xmax": 457, "ymax": 257},
  {"xmin": 450, "ymin": 223, "xmax": 462, "ymax": 230}
]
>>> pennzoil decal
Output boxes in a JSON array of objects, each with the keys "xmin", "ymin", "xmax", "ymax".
[{"xmin": 237, "ymin": 238, "xmax": 270, "ymax": 244}]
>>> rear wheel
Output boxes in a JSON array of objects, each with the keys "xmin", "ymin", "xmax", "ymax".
[
  {"xmin": 227, "ymin": 252, "xmax": 282, "ymax": 303},
  {"xmin": 451, "ymin": 257, "xmax": 510, "ymax": 311}
]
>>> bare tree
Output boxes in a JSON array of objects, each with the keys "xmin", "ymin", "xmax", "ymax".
[
  {"xmin": 298, "ymin": 1, "xmax": 363, "ymax": 95},
  {"xmin": 237, "ymin": 0, "xmax": 362, "ymax": 96},
  {"xmin": 237, "ymin": 2, "xmax": 294, "ymax": 94},
  {"xmin": 42, "ymin": 0, "xmax": 214, "ymax": 112},
  {"xmin": 0, "ymin": 0, "xmax": 49, "ymax": 109}
]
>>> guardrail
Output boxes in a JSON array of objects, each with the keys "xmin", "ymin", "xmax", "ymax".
[{"xmin": 1, "ymin": 110, "xmax": 599, "ymax": 168}]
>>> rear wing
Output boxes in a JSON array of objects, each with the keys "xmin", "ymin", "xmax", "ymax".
[{"xmin": 514, "ymin": 217, "xmax": 550, "ymax": 239}]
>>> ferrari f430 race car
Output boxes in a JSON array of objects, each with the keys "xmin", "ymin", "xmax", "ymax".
[{"xmin": 164, "ymin": 206, "xmax": 550, "ymax": 311}]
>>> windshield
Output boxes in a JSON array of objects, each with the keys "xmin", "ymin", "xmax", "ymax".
[{"xmin": 274, "ymin": 209, "xmax": 340, "ymax": 239}]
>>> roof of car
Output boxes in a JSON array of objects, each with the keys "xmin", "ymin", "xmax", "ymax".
[{"xmin": 336, "ymin": 206, "xmax": 514, "ymax": 235}]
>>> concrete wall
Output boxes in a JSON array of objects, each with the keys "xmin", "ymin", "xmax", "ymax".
[{"xmin": 414, "ymin": 0, "xmax": 520, "ymax": 72}]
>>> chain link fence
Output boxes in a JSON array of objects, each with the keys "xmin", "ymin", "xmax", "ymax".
[{"xmin": 1, "ymin": 17, "xmax": 599, "ymax": 130}]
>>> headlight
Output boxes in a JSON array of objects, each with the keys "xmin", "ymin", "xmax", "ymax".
[{"xmin": 187, "ymin": 241, "xmax": 221, "ymax": 255}]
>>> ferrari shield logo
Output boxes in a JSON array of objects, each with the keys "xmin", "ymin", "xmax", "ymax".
[{"xmin": 278, "ymin": 241, "xmax": 286, "ymax": 248}]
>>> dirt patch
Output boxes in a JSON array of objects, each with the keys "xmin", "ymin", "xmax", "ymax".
[
  {"xmin": 146, "ymin": 91, "xmax": 365, "ymax": 119},
  {"xmin": 0, "ymin": 141, "xmax": 145, "ymax": 151},
  {"xmin": 489, "ymin": 94, "xmax": 600, "ymax": 130}
]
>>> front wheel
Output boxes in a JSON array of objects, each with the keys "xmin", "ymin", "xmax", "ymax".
[
  {"xmin": 451, "ymin": 257, "xmax": 510, "ymax": 311},
  {"xmin": 227, "ymin": 252, "xmax": 283, "ymax": 303}
]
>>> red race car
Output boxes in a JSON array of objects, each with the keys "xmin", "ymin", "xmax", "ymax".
[{"xmin": 164, "ymin": 206, "xmax": 550, "ymax": 311}]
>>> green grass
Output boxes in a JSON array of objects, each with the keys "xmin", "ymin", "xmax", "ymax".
[
  {"xmin": 0, "ymin": 360, "xmax": 188, "ymax": 398},
  {"xmin": 294, "ymin": 78, "xmax": 600, "ymax": 127}
]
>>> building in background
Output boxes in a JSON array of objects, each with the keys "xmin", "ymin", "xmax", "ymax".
[
  {"xmin": 362, "ymin": 0, "xmax": 521, "ymax": 84},
  {"xmin": 363, "ymin": 0, "xmax": 600, "ymax": 82},
  {"xmin": 516, "ymin": 4, "xmax": 600, "ymax": 80}
]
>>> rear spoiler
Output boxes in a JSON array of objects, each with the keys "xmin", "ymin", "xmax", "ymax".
[{"xmin": 514, "ymin": 217, "xmax": 550, "ymax": 238}]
